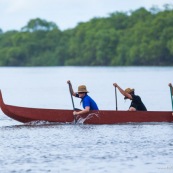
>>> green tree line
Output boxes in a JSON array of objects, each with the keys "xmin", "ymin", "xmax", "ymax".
[{"xmin": 0, "ymin": 5, "xmax": 173, "ymax": 66}]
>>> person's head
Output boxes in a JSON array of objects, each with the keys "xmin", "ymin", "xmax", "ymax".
[
  {"xmin": 124, "ymin": 88, "xmax": 134, "ymax": 99},
  {"xmin": 77, "ymin": 85, "xmax": 89, "ymax": 98}
]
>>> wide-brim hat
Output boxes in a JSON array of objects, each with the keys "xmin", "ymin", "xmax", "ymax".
[
  {"xmin": 124, "ymin": 88, "xmax": 134, "ymax": 99},
  {"xmin": 77, "ymin": 85, "xmax": 89, "ymax": 93}
]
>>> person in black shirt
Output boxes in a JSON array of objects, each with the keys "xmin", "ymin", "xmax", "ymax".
[{"xmin": 113, "ymin": 83, "xmax": 147, "ymax": 111}]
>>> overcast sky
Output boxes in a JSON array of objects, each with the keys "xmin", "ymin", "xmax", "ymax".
[{"xmin": 0, "ymin": 0, "xmax": 172, "ymax": 31}]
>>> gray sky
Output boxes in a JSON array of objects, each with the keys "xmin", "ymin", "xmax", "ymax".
[{"xmin": 0, "ymin": 0, "xmax": 172, "ymax": 31}]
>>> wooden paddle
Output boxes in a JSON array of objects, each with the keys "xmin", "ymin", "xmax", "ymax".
[
  {"xmin": 169, "ymin": 84, "xmax": 173, "ymax": 111},
  {"xmin": 68, "ymin": 83, "xmax": 75, "ymax": 110},
  {"xmin": 115, "ymin": 87, "xmax": 118, "ymax": 110},
  {"xmin": 68, "ymin": 83, "xmax": 77, "ymax": 123}
]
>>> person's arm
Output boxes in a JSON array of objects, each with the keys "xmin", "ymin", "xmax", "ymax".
[
  {"xmin": 113, "ymin": 83, "xmax": 132, "ymax": 99},
  {"xmin": 73, "ymin": 106, "xmax": 90, "ymax": 116},
  {"xmin": 168, "ymin": 83, "xmax": 173, "ymax": 94},
  {"xmin": 67, "ymin": 80, "xmax": 76, "ymax": 96},
  {"xmin": 169, "ymin": 83, "xmax": 173, "ymax": 116}
]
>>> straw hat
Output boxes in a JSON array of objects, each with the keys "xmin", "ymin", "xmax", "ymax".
[
  {"xmin": 124, "ymin": 88, "xmax": 134, "ymax": 99},
  {"xmin": 77, "ymin": 85, "xmax": 89, "ymax": 93}
]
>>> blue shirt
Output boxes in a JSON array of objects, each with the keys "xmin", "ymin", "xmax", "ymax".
[{"xmin": 76, "ymin": 94, "xmax": 99, "ymax": 110}]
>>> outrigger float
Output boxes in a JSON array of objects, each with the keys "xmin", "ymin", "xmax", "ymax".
[{"xmin": 0, "ymin": 90, "xmax": 172, "ymax": 124}]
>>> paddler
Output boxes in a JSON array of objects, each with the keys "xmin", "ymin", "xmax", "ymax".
[
  {"xmin": 67, "ymin": 80, "xmax": 99, "ymax": 116},
  {"xmin": 113, "ymin": 83, "xmax": 147, "ymax": 111}
]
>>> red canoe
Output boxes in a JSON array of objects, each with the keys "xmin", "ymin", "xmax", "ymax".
[{"xmin": 0, "ymin": 90, "xmax": 173, "ymax": 124}]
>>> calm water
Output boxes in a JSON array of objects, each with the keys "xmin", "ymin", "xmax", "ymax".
[{"xmin": 0, "ymin": 67, "xmax": 173, "ymax": 173}]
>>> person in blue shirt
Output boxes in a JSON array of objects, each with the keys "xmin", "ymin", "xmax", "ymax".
[{"xmin": 67, "ymin": 80, "xmax": 99, "ymax": 116}]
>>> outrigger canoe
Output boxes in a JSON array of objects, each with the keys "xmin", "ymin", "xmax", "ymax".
[{"xmin": 0, "ymin": 90, "xmax": 173, "ymax": 124}]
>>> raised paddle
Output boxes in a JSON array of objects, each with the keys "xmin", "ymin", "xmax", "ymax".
[
  {"xmin": 68, "ymin": 83, "xmax": 77, "ymax": 123},
  {"xmin": 115, "ymin": 87, "xmax": 118, "ymax": 110},
  {"xmin": 68, "ymin": 83, "xmax": 75, "ymax": 110},
  {"xmin": 169, "ymin": 84, "xmax": 173, "ymax": 111}
]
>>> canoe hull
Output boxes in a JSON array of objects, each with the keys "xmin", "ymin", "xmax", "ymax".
[{"xmin": 0, "ymin": 91, "xmax": 173, "ymax": 124}]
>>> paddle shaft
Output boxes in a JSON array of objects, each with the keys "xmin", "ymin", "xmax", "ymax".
[
  {"xmin": 68, "ymin": 83, "xmax": 75, "ymax": 110},
  {"xmin": 115, "ymin": 87, "xmax": 118, "ymax": 110},
  {"xmin": 170, "ymin": 85, "xmax": 173, "ymax": 111},
  {"xmin": 68, "ymin": 83, "xmax": 77, "ymax": 123}
]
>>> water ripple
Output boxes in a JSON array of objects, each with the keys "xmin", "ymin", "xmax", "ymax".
[{"xmin": 1, "ymin": 119, "xmax": 173, "ymax": 173}]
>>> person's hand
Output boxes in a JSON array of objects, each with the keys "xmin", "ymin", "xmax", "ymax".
[
  {"xmin": 67, "ymin": 80, "xmax": 71, "ymax": 84},
  {"xmin": 113, "ymin": 83, "xmax": 118, "ymax": 87},
  {"xmin": 73, "ymin": 111, "xmax": 78, "ymax": 116},
  {"xmin": 73, "ymin": 111, "xmax": 80, "ymax": 120},
  {"xmin": 168, "ymin": 83, "xmax": 172, "ymax": 87}
]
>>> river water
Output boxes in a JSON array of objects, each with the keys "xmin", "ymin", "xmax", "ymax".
[{"xmin": 0, "ymin": 67, "xmax": 173, "ymax": 173}]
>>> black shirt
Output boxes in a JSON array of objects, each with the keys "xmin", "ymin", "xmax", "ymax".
[{"xmin": 130, "ymin": 95, "xmax": 147, "ymax": 111}]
